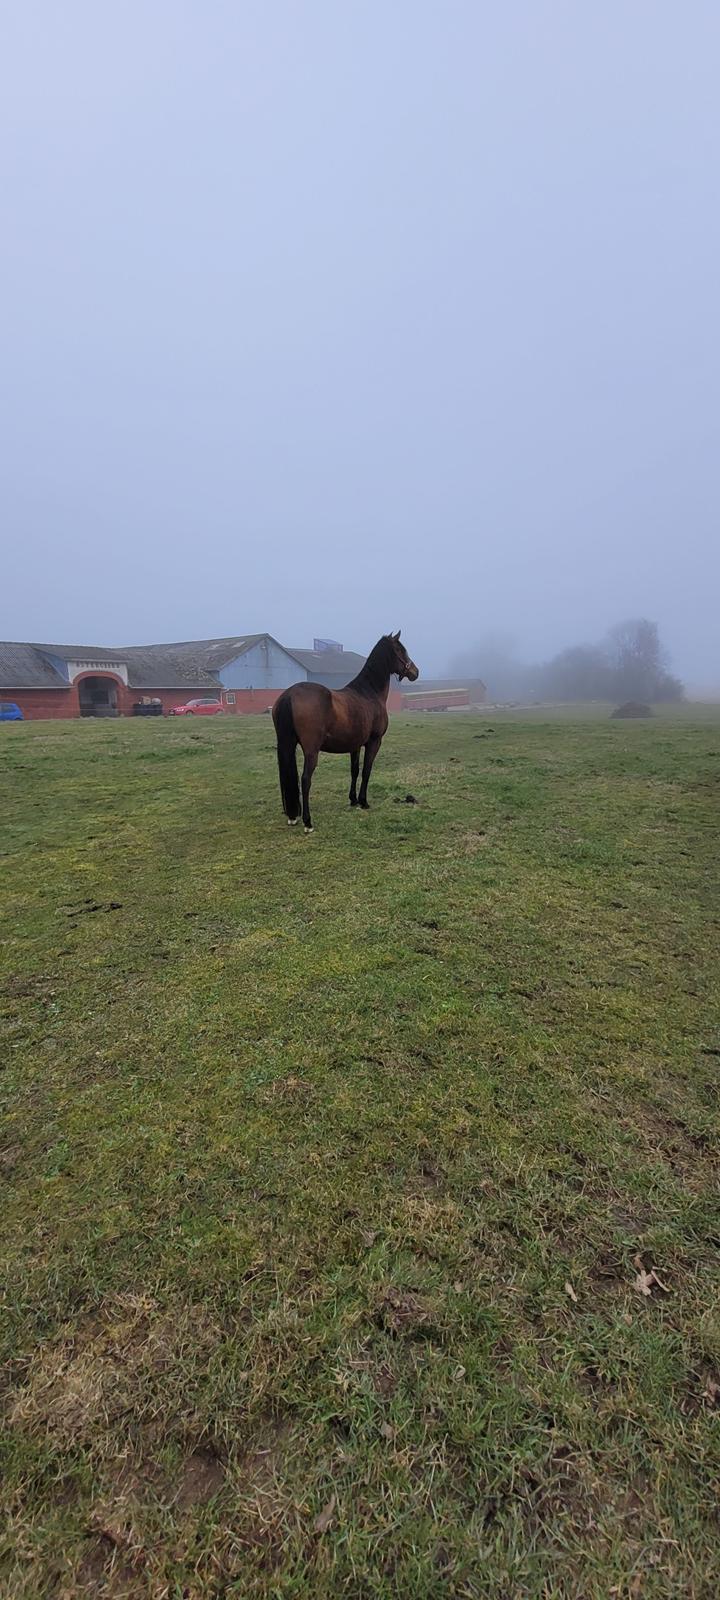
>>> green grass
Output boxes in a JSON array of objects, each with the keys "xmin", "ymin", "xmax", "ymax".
[{"xmin": 1, "ymin": 707, "xmax": 719, "ymax": 1599}]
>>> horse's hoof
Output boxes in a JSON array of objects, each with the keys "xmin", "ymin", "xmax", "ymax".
[
  {"xmin": 288, "ymin": 818, "xmax": 298, "ymax": 826},
  {"xmin": 304, "ymin": 826, "xmax": 314, "ymax": 834}
]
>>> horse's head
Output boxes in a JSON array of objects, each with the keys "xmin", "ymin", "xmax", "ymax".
[{"xmin": 387, "ymin": 631, "xmax": 419, "ymax": 682}]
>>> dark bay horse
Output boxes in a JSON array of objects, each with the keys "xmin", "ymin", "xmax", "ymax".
[{"xmin": 272, "ymin": 632, "xmax": 419, "ymax": 832}]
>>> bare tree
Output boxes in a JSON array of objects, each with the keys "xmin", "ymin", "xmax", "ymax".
[{"xmin": 607, "ymin": 619, "xmax": 666, "ymax": 702}]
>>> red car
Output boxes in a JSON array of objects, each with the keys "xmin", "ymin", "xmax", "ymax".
[{"xmin": 169, "ymin": 697, "xmax": 225, "ymax": 716}]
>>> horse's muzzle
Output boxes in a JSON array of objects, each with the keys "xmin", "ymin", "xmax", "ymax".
[{"xmin": 404, "ymin": 662, "xmax": 419, "ymax": 682}]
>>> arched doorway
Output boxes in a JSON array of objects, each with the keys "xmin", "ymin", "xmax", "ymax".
[{"xmin": 78, "ymin": 675, "xmax": 120, "ymax": 717}]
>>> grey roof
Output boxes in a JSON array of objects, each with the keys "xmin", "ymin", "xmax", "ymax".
[
  {"xmin": 128, "ymin": 635, "xmax": 268, "ymax": 670},
  {"xmin": 120, "ymin": 634, "xmax": 301, "ymax": 683},
  {"xmin": 31, "ymin": 642, "xmax": 220, "ymax": 690},
  {"xmin": 30, "ymin": 635, "xmax": 272, "ymax": 677},
  {"xmin": 1, "ymin": 640, "xmax": 219, "ymax": 690},
  {"xmin": 400, "ymin": 677, "xmax": 487, "ymax": 695},
  {"xmin": 287, "ymin": 648, "xmax": 366, "ymax": 678},
  {"xmin": 31, "ymin": 643, "xmax": 132, "ymax": 663},
  {"xmin": 120, "ymin": 649, "xmax": 219, "ymax": 689},
  {"xmin": 0, "ymin": 643, "xmax": 67, "ymax": 688},
  {"xmin": 0, "ymin": 633, "xmax": 355, "ymax": 691}
]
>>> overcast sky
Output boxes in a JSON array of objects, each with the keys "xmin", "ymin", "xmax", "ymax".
[{"xmin": 2, "ymin": 2, "xmax": 719, "ymax": 682}]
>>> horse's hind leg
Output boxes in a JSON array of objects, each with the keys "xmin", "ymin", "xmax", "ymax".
[
  {"xmin": 301, "ymin": 748, "xmax": 319, "ymax": 832},
  {"xmin": 358, "ymin": 735, "xmax": 381, "ymax": 810},
  {"xmin": 349, "ymin": 749, "xmax": 360, "ymax": 806}
]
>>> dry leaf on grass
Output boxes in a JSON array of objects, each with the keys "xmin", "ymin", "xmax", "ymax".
[
  {"xmin": 564, "ymin": 1281, "xmax": 578, "ymax": 1304},
  {"xmin": 633, "ymin": 1255, "xmax": 670, "ymax": 1297},
  {"xmin": 703, "ymin": 1376, "xmax": 720, "ymax": 1406},
  {"xmin": 314, "ymin": 1495, "xmax": 336, "ymax": 1534},
  {"xmin": 379, "ymin": 1421, "xmax": 395, "ymax": 1441}
]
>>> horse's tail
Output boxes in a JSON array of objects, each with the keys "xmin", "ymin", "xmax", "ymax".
[{"xmin": 273, "ymin": 692, "xmax": 300, "ymax": 821}]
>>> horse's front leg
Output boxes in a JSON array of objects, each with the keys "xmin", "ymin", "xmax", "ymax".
[
  {"xmin": 349, "ymin": 749, "xmax": 360, "ymax": 806},
  {"xmin": 301, "ymin": 748, "xmax": 319, "ymax": 832},
  {"xmin": 358, "ymin": 736, "xmax": 381, "ymax": 810}
]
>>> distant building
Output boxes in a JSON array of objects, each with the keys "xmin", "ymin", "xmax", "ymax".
[
  {"xmin": 0, "ymin": 635, "xmax": 402, "ymax": 719},
  {"xmin": 286, "ymin": 647, "xmax": 367, "ymax": 693},
  {"xmin": 400, "ymin": 677, "xmax": 487, "ymax": 712}
]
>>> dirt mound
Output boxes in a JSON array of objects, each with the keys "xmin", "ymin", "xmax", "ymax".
[{"xmin": 611, "ymin": 701, "xmax": 653, "ymax": 718}]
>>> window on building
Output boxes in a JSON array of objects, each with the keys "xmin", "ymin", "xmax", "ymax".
[{"xmin": 224, "ymin": 691, "xmax": 236, "ymax": 705}]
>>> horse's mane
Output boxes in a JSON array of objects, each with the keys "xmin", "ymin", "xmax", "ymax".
[{"xmin": 348, "ymin": 636, "xmax": 397, "ymax": 695}]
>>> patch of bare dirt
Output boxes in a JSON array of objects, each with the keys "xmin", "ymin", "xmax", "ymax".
[
  {"xmin": 63, "ymin": 901, "xmax": 123, "ymax": 918},
  {"xmin": 61, "ymin": 1443, "xmax": 226, "ymax": 1598},
  {"xmin": 587, "ymin": 1245, "xmax": 628, "ymax": 1294},
  {"xmin": 519, "ymin": 1444, "xmax": 603, "ymax": 1541},
  {"xmin": 417, "ymin": 1161, "xmax": 443, "ymax": 1189},
  {"xmin": 174, "ymin": 1447, "xmax": 226, "ymax": 1510},
  {"xmin": 1, "ymin": 973, "xmax": 56, "ymax": 999},
  {"xmin": 109, "ymin": 1454, "xmax": 164, "ymax": 1497},
  {"xmin": 579, "ymin": 1362, "xmax": 618, "ymax": 1397},
  {"xmin": 72, "ymin": 1533, "xmax": 143, "ymax": 1598},
  {"xmin": 211, "ymin": 1415, "xmax": 297, "ymax": 1572},
  {"xmin": 678, "ymin": 1363, "xmax": 720, "ymax": 1417},
  {"xmin": 373, "ymin": 1363, "xmax": 398, "ymax": 1399},
  {"xmin": 624, "ymin": 1103, "xmax": 718, "ymax": 1188},
  {"xmin": 608, "ymin": 1200, "xmax": 652, "ymax": 1234},
  {"xmin": 374, "ymin": 1286, "xmax": 432, "ymax": 1337}
]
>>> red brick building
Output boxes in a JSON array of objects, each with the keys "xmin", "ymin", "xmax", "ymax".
[
  {"xmin": 0, "ymin": 642, "xmax": 220, "ymax": 720},
  {"xmin": 0, "ymin": 637, "xmax": 403, "ymax": 719}
]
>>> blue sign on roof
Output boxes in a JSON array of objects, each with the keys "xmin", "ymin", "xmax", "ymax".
[{"xmin": 313, "ymin": 638, "xmax": 342, "ymax": 653}]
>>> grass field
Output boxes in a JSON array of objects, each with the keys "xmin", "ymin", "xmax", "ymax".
[{"xmin": 1, "ymin": 707, "xmax": 719, "ymax": 1599}]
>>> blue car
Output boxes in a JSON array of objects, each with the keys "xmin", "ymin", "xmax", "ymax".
[{"xmin": 0, "ymin": 701, "xmax": 24, "ymax": 721}]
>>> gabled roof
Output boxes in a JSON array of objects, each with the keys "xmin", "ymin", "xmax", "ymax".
[
  {"xmin": 0, "ymin": 633, "xmax": 363, "ymax": 691},
  {"xmin": 0, "ymin": 643, "xmax": 67, "ymax": 688},
  {"xmin": 119, "ymin": 634, "xmax": 302, "ymax": 681},
  {"xmin": 129, "ymin": 635, "xmax": 268, "ymax": 671},
  {"xmin": 31, "ymin": 643, "xmax": 131, "ymax": 663},
  {"xmin": 287, "ymin": 648, "xmax": 366, "ymax": 678},
  {"xmin": 119, "ymin": 649, "xmax": 219, "ymax": 689},
  {"xmin": 400, "ymin": 676, "xmax": 486, "ymax": 695},
  {"xmin": 0, "ymin": 640, "xmax": 219, "ymax": 690}
]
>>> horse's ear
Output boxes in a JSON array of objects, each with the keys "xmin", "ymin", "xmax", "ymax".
[{"xmin": 393, "ymin": 629, "xmax": 401, "ymax": 640}]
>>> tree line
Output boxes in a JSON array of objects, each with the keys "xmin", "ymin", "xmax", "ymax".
[{"xmin": 451, "ymin": 619, "xmax": 683, "ymax": 704}]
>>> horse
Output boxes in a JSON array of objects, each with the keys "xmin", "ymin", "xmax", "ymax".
[{"xmin": 272, "ymin": 632, "xmax": 419, "ymax": 832}]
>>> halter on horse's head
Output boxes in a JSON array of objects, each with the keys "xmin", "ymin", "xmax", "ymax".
[{"xmin": 385, "ymin": 631, "xmax": 419, "ymax": 683}]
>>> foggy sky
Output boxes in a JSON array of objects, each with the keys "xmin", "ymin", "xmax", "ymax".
[{"xmin": 2, "ymin": 2, "xmax": 719, "ymax": 684}]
